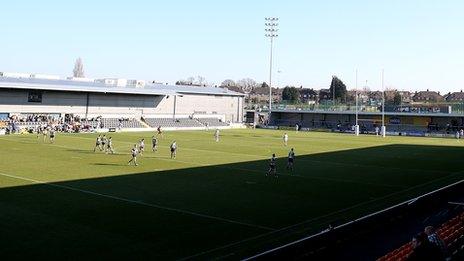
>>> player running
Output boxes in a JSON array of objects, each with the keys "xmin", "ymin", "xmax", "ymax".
[
  {"xmin": 152, "ymin": 136, "xmax": 158, "ymax": 152},
  {"xmin": 101, "ymin": 135, "xmax": 108, "ymax": 150},
  {"xmin": 214, "ymin": 128, "xmax": 220, "ymax": 142},
  {"xmin": 106, "ymin": 137, "xmax": 115, "ymax": 154},
  {"xmin": 49, "ymin": 129, "xmax": 56, "ymax": 143},
  {"xmin": 157, "ymin": 126, "xmax": 163, "ymax": 137},
  {"xmin": 170, "ymin": 140, "xmax": 177, "ymax": 159},
  {"xmin": 287, "ymin": 148, "xmax": 295, "ymax": 171},
  {"xmin": 127, "ymin": 144, "xmax": 139, "ymax": 166},
  {"xmin": 94, "ymin": 135, "xmax": 102, "ymax": 152},
  {"xmin": 138, "ymin": 139, "xmax": 145, "ymax": 155},
  {"xmin": 266, "ymin": 153, "xmax": 277, "ymax": 178},
  {"xmin": 36, "ymin": 125, "xmax": 42, "ymax": 140},
  {"xmin": 42, "ymin": 126, "xmax": 48, "ymax": 142},
  {"xmin": 283, "ymin": 133, "xmax": 289, "ymax": 146}
]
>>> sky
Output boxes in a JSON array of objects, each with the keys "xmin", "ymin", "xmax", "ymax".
[{"xmin": 1, "ymin": 0, "xmax": 463, "ymax": 92}]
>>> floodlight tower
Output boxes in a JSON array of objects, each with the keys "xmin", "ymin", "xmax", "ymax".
[
  {"xmin": 265, "ymin": 17, "xmax": 279, "ymax": 114},
  {"xmin": 381, "ymin": 69, "xmax": 386, "ymax": 137},
  {"xmin": 355, "ymin": 69, "xmax": 359, "ymax": 136}
]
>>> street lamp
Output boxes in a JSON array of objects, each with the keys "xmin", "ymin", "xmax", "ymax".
[{"xmin": 265, "ymin": 17, "xmax": 279, "ymax": 113}]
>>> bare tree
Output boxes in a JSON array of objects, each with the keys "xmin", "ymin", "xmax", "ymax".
[
  {"xmin": 186, "ymin": 77, "xmax": 195, "ymax": 85},
  {"xmin": 237, "ymin": 78, "xmax": 257, "ymax": 93},
  {"xmin": 196, "ymin": 75, "xmax": 206, "ymax": 86},
  {"xmin": 73, "ymin": 57, "xmax": 85, "ymax": 78}
]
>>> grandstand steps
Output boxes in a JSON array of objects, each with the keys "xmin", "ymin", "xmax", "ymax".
[
  {"xmin": 194, "ymin": 118, "xmax": 206, "ymax": 127},
  {"xmin": 138, "ymin": 118, "xmax": 150, "ymax": 128}
]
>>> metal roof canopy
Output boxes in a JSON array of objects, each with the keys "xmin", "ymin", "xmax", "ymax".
[{"xmin": 0, "ymin": 77, "xmax": 245, "ymax": 97}]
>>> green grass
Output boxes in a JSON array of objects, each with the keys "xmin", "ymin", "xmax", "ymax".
[{"xmin": 0, "ymin": 129, "xmax": 463, "ymax": 260}]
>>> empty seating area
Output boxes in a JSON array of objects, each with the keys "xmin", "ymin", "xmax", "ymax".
[
  {"xmin": 377, "ymin": 212, "xmax": 464, "ymax": 261},
  {"xmin": 196, "ymin": 117, "xmax": 229, "ymax": 127},
  {"xmin": 15, "ymin": 121, "xmax": 42, "ymax": 128},
  {"xmin": 144, "ymin": 118, "xmax": 204, "ymax": 128},
  {"xmin": 81, "ymin": 118, "xmax": 144, "ymax": 129},
  {"xmin": 103, "ymin": 118, "xmax": 144, "ymax": 128}
]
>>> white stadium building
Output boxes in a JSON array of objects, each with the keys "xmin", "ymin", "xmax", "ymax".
[{"xmin": 0, "ymin": 73, "xmax": 245, "ymax": 131}]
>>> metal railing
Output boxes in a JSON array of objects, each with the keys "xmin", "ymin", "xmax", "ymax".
[{"xmin": 269, "ymin": 101, "xmax": 464, "ymax": 115}]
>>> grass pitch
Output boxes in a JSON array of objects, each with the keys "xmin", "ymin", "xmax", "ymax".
[{"xmin": 1, "ymin": 129, "xmax": 463, "ymax": 259}]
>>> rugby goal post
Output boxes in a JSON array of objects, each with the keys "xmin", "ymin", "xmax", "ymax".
[{"xmin": 356, "ymin": 119, "xmax": 385, "ymax": 136}]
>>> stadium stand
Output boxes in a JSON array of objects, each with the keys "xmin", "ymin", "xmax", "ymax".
[
  {"xmin": 81, "ymin": 118, "xmax": 144, "ymax": 129},
  {"xmin": 196, "ymin": 117, "xmax": 229, "ymax": 127},
  {"xmin": 143, "ymin": 118, "xmax": 204, "ymax": 128},
  {"xmin": 377, "ymin": 212, "xmax": 464, "ymax": 260},
  {"xmin": 2, "ymin": 114, "xmax": 232, "ymax": 133},
  {"xmin": 248, "ymin": 181, "xmax": 464, "ymax": 260}
]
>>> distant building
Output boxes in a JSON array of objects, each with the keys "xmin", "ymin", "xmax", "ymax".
[
  {"xmin": 444, "ymin": 90, "xmax": 464, "ymax": 102},
  {"xmin": 318, "ymin": 89, "xmax": 331, "ymax": 101},
  {"xmin": 248, "ymin": 87, "xmax": 281, "ymax": 105},
  {"xmin": 298, "ymin": 87, "xmax": 318, "ymax": 103},
  {"xmin": 397, "ymin": 91, "xmax": 413, "ymax": 104},
  {"xmin": 412, "ymin": 90, "xmax": 444, "ymax": 102}
]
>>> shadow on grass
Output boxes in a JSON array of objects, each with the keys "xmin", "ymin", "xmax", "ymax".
[
  {"xmin": 91, "ymin": 163, "xmax": 123, "ymax": 166},
  {"xmin": 66, "ymin": 148, "xmax": 100, "ymax": 154},
  {"xmin": 1, "ymin": 144, "xmax": 463, "ymax": 260}
]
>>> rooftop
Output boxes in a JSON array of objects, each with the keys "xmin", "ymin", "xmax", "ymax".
[{"xmin": 0, "ymin": 76, "xmax": 245, "ymax": 97}]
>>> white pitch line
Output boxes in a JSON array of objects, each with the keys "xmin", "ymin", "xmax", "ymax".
[{"xmin": 0, "ymin": 172, "xmax": 275, "ymax": 231}]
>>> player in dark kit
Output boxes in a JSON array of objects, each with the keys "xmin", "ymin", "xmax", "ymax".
[
  {"xmin": 94, "ymin": 135, "xmax": 102, "ymax": 152},
  {"xmin": 287, "ymin": 148, "xmax": 295, "ymax": 171},
  {"xmin": 267, "ymin": 153, "xmax": 277, "ymax": 178},
  {"xmin": 152, "ymin": 136, "xmax": 158, "ymax": 152},
  {"xmin": 101, "ymin": 135, "xmax": 107, "ymax": 149}
]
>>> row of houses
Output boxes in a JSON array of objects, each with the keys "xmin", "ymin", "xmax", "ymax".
[{"xmin": 227, "ymin": 85, "xmax": 464, "ymax": 105}]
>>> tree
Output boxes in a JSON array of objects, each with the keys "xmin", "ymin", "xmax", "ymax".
[
  {"xmin": 220, "ymin": 79, "xmax": 236, "ymax": 87},
  {"xmin": 73, "ymin": 57, "xmax": 84, "ymax": 78},
  {"xmin": 176, "ymin": 76, "xmax": 207, "ymax": 86},
  {"xmin": 393, "ymin": 92, "xmax": 402, "ymax": 105},
  {"xmin": 261, "ymin": 82, "xmax": 269, "ymax": 88},
  {"xmin": 329, "ymin": 76, "xmax": 347, "ymax": 102},
  {"xmin": 186, "ymin": 77, "xmax": 195, "ymax": 85},
  {"xmin": 281, "ymin": 86, "xmax": 300, "ymax": 103},
  {"xmin": 196, "ymin": 75, "xmax": 206, "ymax": 86},
  {"xmin": 237, "ymin": 78, "xmax": 257, "ymax": 93}
]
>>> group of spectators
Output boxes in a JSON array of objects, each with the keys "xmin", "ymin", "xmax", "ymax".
[
  {"xmin": 12, "ymin": 114, "xmax": 59, "ymax": 123},
  {"xmin": 1, "ymin": 113, "xmax": 143, "ymax": 134},
  {"xmin": 406, "ymin": 226, "xmax": 449, "ymax": 261}
]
